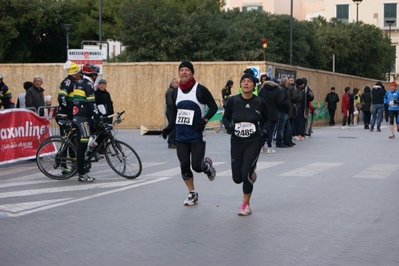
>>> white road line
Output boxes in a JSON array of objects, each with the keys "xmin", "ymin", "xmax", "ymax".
[
  {"xmin": 0, "ymin": 180, "xmax": 140, "ymax": 198},
  {"xmin": 279, "ymin": 162, "xmax": 343, "ymax": 177},
  {"xmin": 0, "ymin": 198, "xmax": 72, "ymax": 213},
  {"xmin": 0, "ymin": 177, "xmax": 171, "ymax": 217},
  {"xmin": 217, "ymin": 161, "xmax": 284, "ymax": 176},
  {"xmin": 142, "ymin": 162, "xmax": 225, "ymax": 177},
  {"xmin": 352, "ymin": 164, "xmax": 399, "ymax": 179}
]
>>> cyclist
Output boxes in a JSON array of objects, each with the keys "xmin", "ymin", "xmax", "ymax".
[
  {"xmin": 72, "ymin": 64, "xmax": 102, "ymax": 182},
  {"xmin": 57, "ymin": 61, "xmax": 81, "ymax": 174}
]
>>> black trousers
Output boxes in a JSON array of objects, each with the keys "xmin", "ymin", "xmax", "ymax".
[{"xmin": 328, "ymin": 109, "xmax": 336, "ymax": 125}]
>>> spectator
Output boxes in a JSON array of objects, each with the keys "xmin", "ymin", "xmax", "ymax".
[
  {"xmin": 325, "ymin": 87, "xmax": 340, "ymax": 126},
  {"xmin": 95, "ymin": 78, "xmax": 114, "ymax": 153},
  {"xmin": 287, "ymin": 77, "xmax": 298, "ymax": 145},
  {"xmin": 258, "ymin": 79, "xmax": 281, "ymax": 152},
  {"xmin": 370, "ymin": 81, "xmax": 386, "ymax": 132},
  {"xmin": 16, "ymin": 81, "xmax": 33, "ymax": 108},
  {"xmin": 25, "ymin": 76, "xmax": 45, "ymax": 116},
  {"xmin": 361, "ymin": 85, "xmax": 372, "ymax": 129},
  {"xmin": 341, "ymin": 87, "xmax": 351, "ymax": 129},
  {"xmin": 221, "ymin": 79, "xmax": 233, "ymax": 107},
  {"xmin": 165, "ymin": 78, "xmax": 179, "ymax": 149},
  {"xmin": 276, "ymin": 77, "xmax": 293, "ymax": 148},
  {"xmin": 0, "ymin": 74, "xmax": 15, "ymax": 109},
  {"xmin": 353, "ymin": 88, "xmax": 361, "ymax": 127}
]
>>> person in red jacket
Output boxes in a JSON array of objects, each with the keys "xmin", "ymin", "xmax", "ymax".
[{"xmin": 341, "ymin": 87, "xmax": 351, "ymax": 129}]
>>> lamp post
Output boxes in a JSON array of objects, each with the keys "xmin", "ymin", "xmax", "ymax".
[
  {"xmin": 290, "ymin": 0, "xmax": 293, "ymax": 65},
  {"xmin": 352, "ymin": 0, "xmax": 362, "ymax": 75},
  {"xmin": 385, "ymin": 18, "xmax": 396, "ymax": 81},
  {"xmin": 62, "ymin": 24, "xmax": 73, "ymax": 59}
]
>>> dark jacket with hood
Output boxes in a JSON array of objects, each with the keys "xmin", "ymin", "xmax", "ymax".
[
  {"xmin": 259, "ymin": 81, "xmax": 286, "ymax": 121},
  {"xmin": 360, "ymin": 86, "xmax": 372, "ymax": 112},
  {"xmin": 371, "ymin": 83, "xmax": 386, "ymax": 104}
]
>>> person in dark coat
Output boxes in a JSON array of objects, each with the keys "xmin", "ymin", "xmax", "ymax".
[
  {"xmin": 325, "ymin": 87, "xmax": 340, "ymax": 126},
  {"xmin": 95, "ymin": 79, "xmax": 114, "ymax": 123},
  {"xmin": 25, "ymin": 76, "xmax": 45, "ymax": 116},
  {"xmin": 360, "ymin": 85, "xmax": 372, "ymax": 129},
  {"xmin": 258, "ymin": 80, "xmax": 284, "ymax": 153}
]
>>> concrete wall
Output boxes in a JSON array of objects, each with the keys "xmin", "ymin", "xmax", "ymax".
[{"xmin": 0, "ymin": 62, "xmax": 388, "ymax": 129}]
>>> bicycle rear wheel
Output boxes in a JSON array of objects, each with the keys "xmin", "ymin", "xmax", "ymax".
[
  {"xmin": 36, "ymin": 137, "xmax": 78, "ymax": 180},
  {"xmin": 105, "ymin": 140, "xmax": 142, "ymax": 179}
]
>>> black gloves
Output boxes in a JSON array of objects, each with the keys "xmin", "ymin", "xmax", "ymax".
[
  {"xmin": 194, "ymin": 118, "xmax": 207, "ymax": 133},
  {"xmin": 226, "ymin": 124, "xmax": 234, "ymax": 135},
  {"xmin": 161, "ymin": 128, "xmax": 171, "ymax": 139},
  {"xmin": 260, "ymin": 128, "xmax": 268, "ymax": 137}
]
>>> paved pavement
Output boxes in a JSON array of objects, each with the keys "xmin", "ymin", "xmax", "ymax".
[{"xmin": 0, "ymin": 124, "xmax": 399, "ymax": 266}]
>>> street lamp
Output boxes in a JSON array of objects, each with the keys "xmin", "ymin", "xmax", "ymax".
[
  {"xmin": 385, "ymin": 18, "xmax": 396, "ymax": 81},
  {"xmin": 290, "ymin": 0, "xmax": 293, "ymax": 65},
  {"xmin": 62, "ymin": 24, "xmax": 73, "ymax": 59},
  {"xmin": 352, "ymin": 0, "xmax": 362, "ymax": 75}
]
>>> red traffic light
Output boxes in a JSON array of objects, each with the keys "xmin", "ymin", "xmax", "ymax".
[{"xmin": 262, "ymin": 38, "xmax": 268, "ymax": 48}]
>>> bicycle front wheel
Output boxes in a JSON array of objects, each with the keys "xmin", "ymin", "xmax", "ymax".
[
  {"xmin": 36, "ymin": 137, "xmax": 78, "ymax": 180},
  {"xmin": 105, "ymin": 140, "xmax": 142, "ymax": 179}
]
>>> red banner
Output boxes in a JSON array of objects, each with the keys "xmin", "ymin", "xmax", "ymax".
[{"xmin": 0, "ymin": 109, "xmax": 52, "ymax": 165}]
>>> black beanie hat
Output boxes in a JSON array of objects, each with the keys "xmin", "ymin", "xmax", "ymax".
[
  {"xmin": 226, "ymin": 80, "xmax": 233, "ymax": 86},
  {"xmin": 295, "ymin": 78, "xmax": 304, "ymax": 86},
  {"xmin": 240, "ymin": 73, "xmax": 259, "ymax": 85},
  {"xmin": 179, "ymin": 61, "xmax": 194, "ymax": 74}
]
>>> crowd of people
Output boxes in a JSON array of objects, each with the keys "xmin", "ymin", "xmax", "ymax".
[{"xmin": 337, "ymin": 81, "xmax": 399, "ymax": 139}]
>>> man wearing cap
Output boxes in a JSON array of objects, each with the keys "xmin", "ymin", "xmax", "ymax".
[
  {"xmin": 95, "ymin": 79, "xmax": 114, "ymax": 123},
  {"xmin": 0, "ymin": 74, "xmax": 15, "ymax": 109},
  {"xmin": 161, "ymin": 61, "xmax": 218, "ymax": 206},
  {"xmin": 384, "ymin": 81, "xmax": 399, "ymax": 139}
]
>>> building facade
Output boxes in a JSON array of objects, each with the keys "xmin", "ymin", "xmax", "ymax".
[{"xmin": 225, "ymin": 0, "xmax": 398, "ymax": 81}]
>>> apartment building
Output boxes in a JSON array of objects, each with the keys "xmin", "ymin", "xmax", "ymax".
[{"xmin": 225, "ymin": 0, "xmax": 398, "ymax": 81}]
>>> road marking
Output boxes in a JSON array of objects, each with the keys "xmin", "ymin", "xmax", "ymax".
[
  {"xmin": 0, "ymin": 177, "xmax": 171, "ymax": 217},
  {"xmin": 352, "ymin": 164, "xmax": 399, "ymax": 179},
  {"xmin": 279, "ymin": 162, "xmax": 343, "ymax": 177},
  {"xmin": 0, "ymin": 180, "xmax": 141, "ymax": 198},
  {"xmin": 0, "ymin": 198, "xmax": 72, "ymax": 213},
  {"xmin": 142, "ymin": 162, "xmax": 225, "ymax": 177},
  {"xmin": 217, "ymin": 161, "xmax": 284, "ymax": 176}
]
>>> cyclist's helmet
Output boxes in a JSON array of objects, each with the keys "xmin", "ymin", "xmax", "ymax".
[{"xmin": 82, "ymin": 64, "xmax": 100, "ymax": 76}]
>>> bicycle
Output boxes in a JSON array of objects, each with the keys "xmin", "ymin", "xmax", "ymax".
[{"xmin": 36, "ymin": 111, "xmax": 142, "ymax": 180}]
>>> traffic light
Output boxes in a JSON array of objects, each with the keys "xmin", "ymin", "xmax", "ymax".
[{"xmin": 262, "ymin": 38, "xmax": 268, "ymax": 49}]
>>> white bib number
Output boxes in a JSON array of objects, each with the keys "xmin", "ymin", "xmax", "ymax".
[
  {"xmin": 234, "ymin": 122, "xmax": 256, "ymax": 138},
  {"xmin": 389, "ymin": 100, "xmax": 397, "ymax": 108},
  {"xmin": 176, "ymin": 109, "xmax": 195, "ymax": 125}
]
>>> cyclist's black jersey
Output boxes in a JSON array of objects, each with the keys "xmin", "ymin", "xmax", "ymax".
[
  {"xmin": 72, "ymin": 76, "xmax": 99, "ymax": 119},
  {"xmin": 58, "ymin": 76, "xmax": 75, "ymax": 119},
  {"xmin": 222, "ymin": 94, "xmax": 270, "ymax": 141}
]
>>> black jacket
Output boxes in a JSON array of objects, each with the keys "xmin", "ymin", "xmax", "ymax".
[
  {"xmin": 95, "ymin": 88, "xmax": 114, "ymax": 122},
  {"xmin": 371, "ymin": 85, "xmax": 386, "ymax": 104},
  {"xmin": 325, "ymin": 92, "xmax": 340, "ymax": 110},
  {"xmin": 259, "ymin": 81, "xmax": 285, "ymax": 121}
]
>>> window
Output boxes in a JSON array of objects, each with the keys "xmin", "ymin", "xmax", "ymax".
[
  {"xmin": 242, "ymin": 5, "xmax": 262, "ymax": 12},
  {"xmin": 336, "ymin": 4, "xmax": 349, "ymax": 24},
  {"xmin": 384, "ymin": 3, "xmax": 397, "ymax": 27}
]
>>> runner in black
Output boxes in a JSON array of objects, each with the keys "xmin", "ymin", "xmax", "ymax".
[{"xmin": 222, "ymin": 72, "xmax": 270, "ymax": 216}]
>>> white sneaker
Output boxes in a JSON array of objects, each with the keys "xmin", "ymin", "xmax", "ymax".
[
  {"xmin": 238, "ymin": 202, "xmax": 252, "ymax": 216},
  {"xmin": 266, "ymin": 148, "xmax": 276, "ymax": 154},
  {"xmin": 184, "ymin": 192, "xmax": 198, "ymax": 206}
]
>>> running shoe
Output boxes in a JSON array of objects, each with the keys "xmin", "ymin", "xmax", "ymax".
[
  {"xmin": 204, "ymin": 157, "xmax": 216, "ymax": 181},
  {"xmin": 248, "ymin": 171, "xmax": 257, "ymax": 184},
  {"xmin": 389, "ymin": 134, "xmax": 395, "ymax": 139},
  {"xmin": 78, "ymin": 174, "xmax": 95, "ymax": 182},
  {"xmin": 238, "ymin": 202, "xmax": 252, "ymax": 216},
  {"xmin": 266, "ymin": 147, "xmax": 276, "ymax": 154},
  {"xmin": 184, "ymin": 192, "xmax": 198, "ymax": 206}
]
